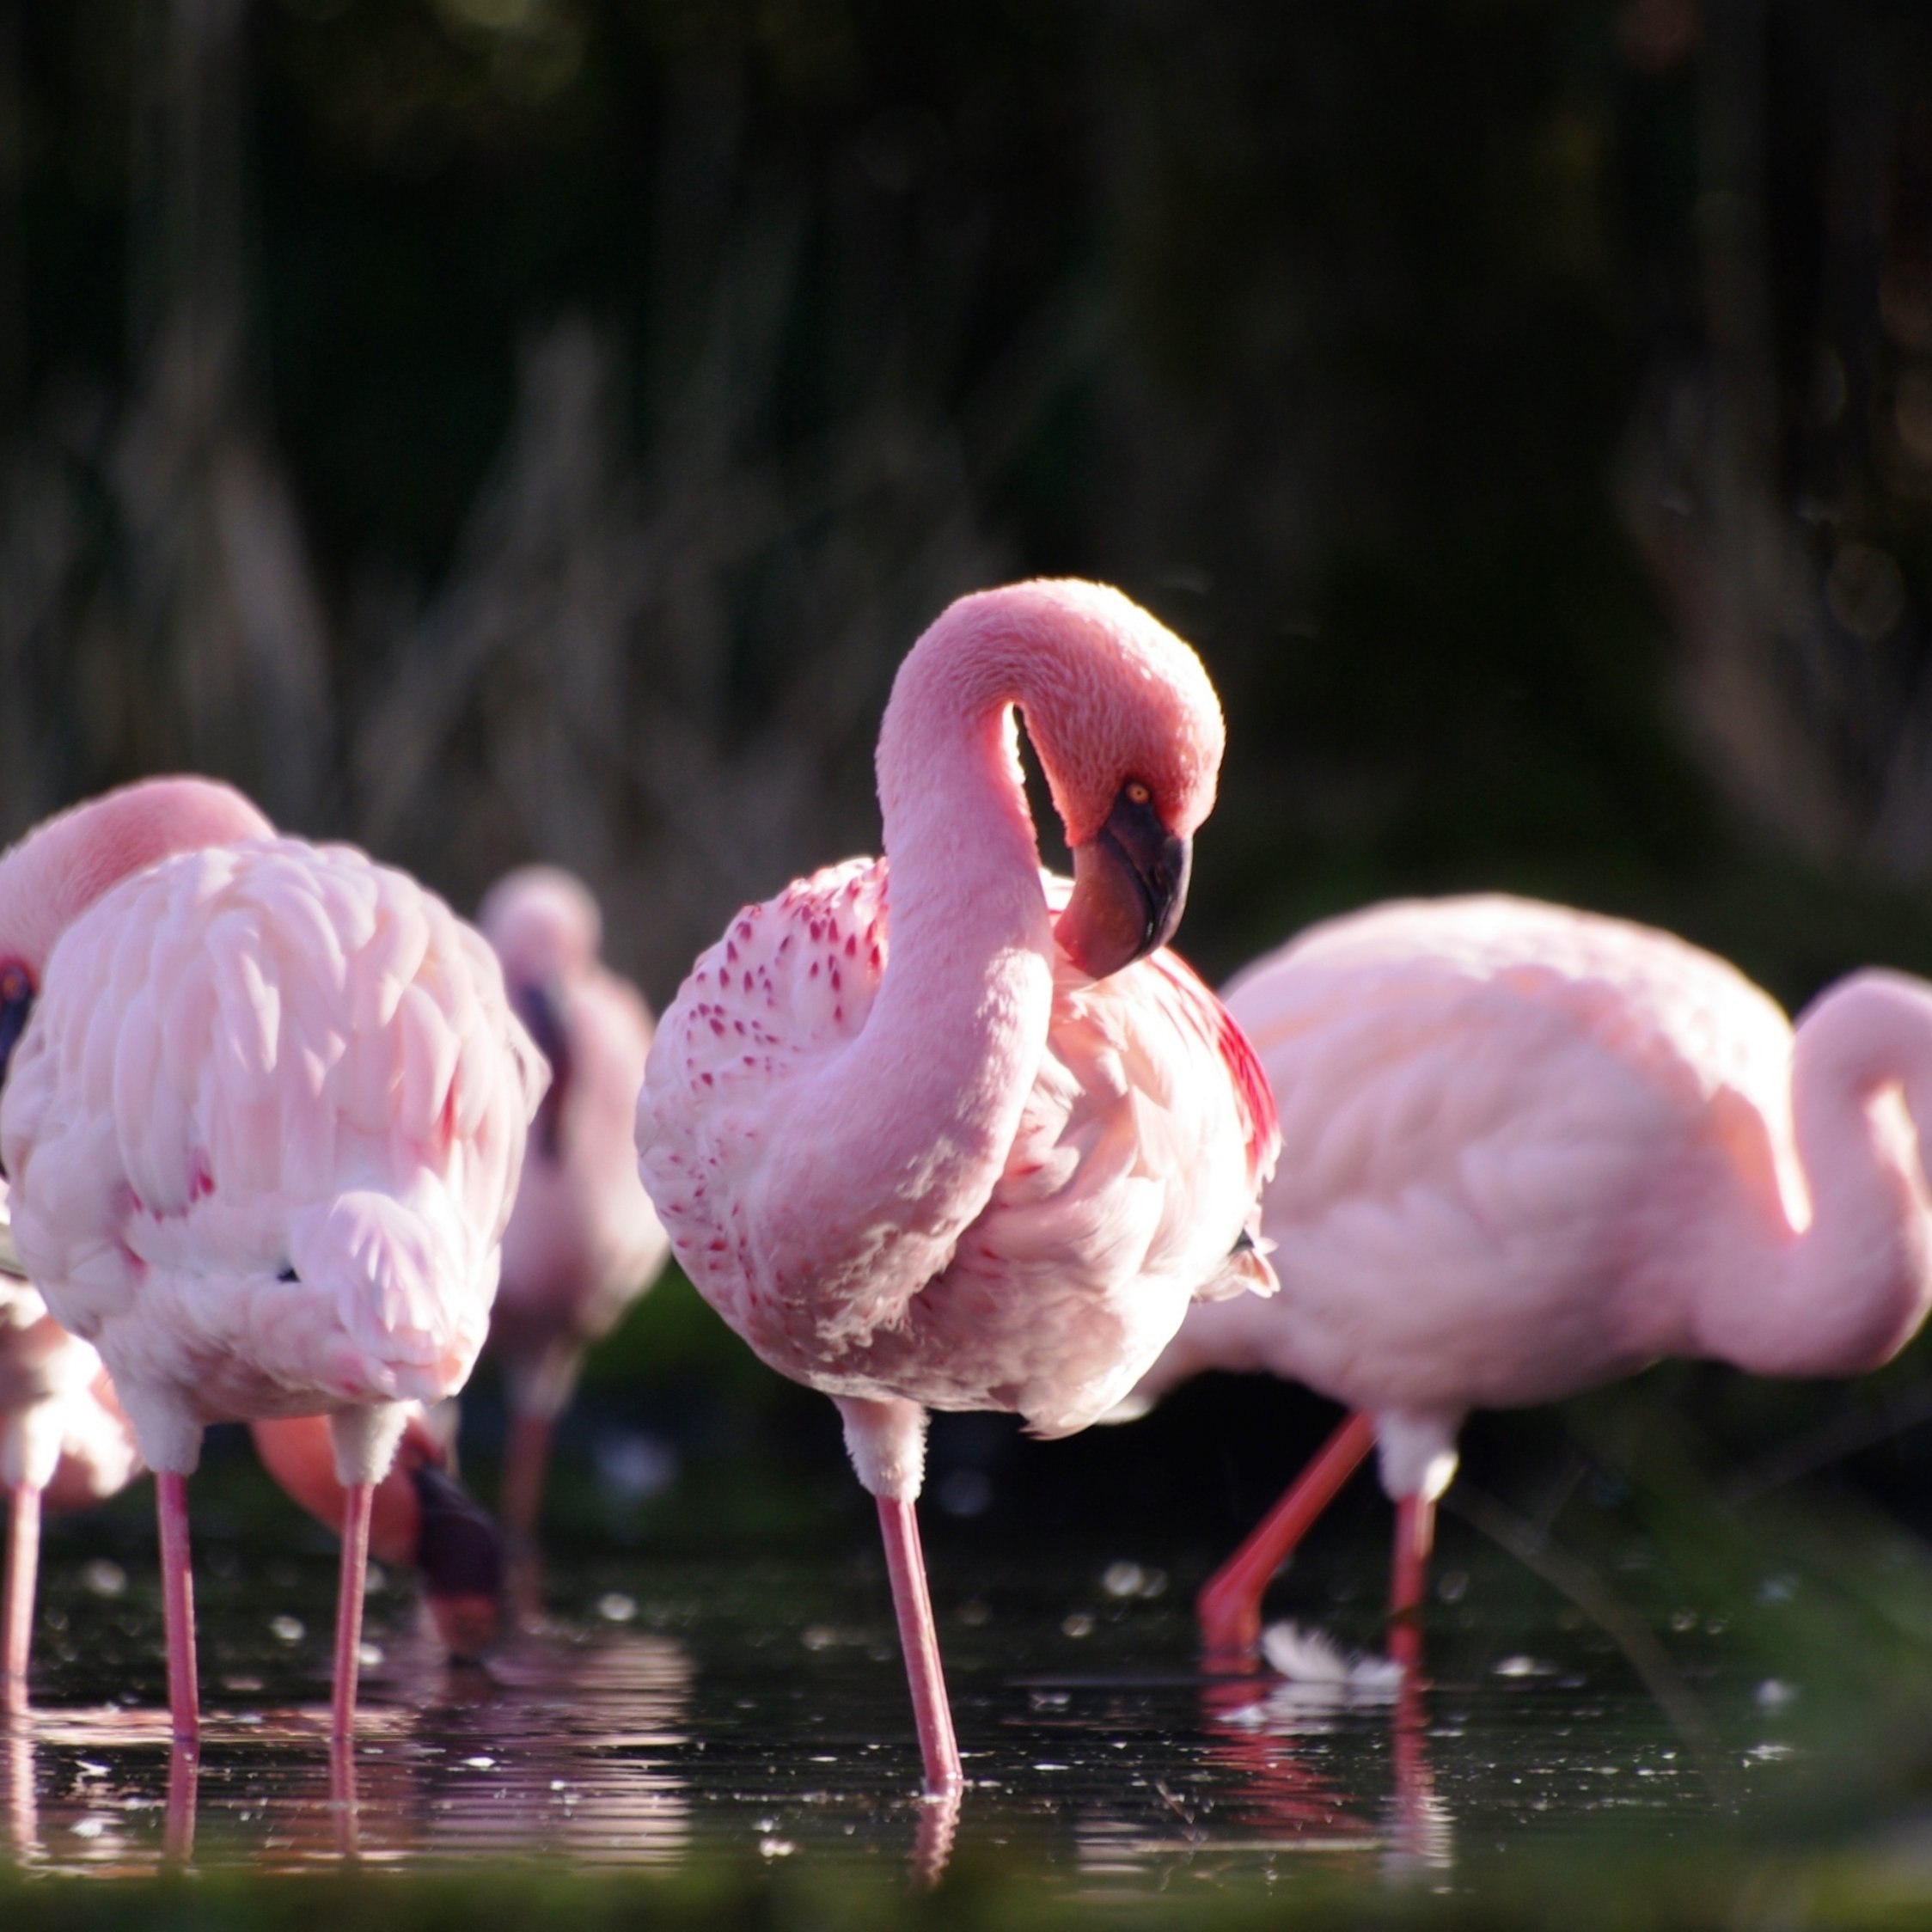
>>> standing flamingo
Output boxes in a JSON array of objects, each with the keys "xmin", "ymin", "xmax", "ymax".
[
  {"xmin": 1, "ymin": 1263, "xmax": 139, "ymax": 1714},
  {"xmin": 638, "ymin": 579, "xmax": 1280, "ymax": 1798},
  {"xmin": 1124, "ymin": 894, "xmax": 1932, "ymax": 1670},
  {"xmin": 0, "ymin": 776, "xmax": 543, "ymax": 1748},
  {"xmin": 477, "ymin": 867, "xmax": 669, "ymax": 1556}
]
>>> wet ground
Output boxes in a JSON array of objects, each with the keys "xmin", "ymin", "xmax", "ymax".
[{"xmin": 0, "ymin": 1525, "xmax": 1886, "ymax": 1901}]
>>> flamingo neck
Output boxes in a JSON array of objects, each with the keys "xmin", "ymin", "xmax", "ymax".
[
  {"xmin": 0, "ymin": 778, "xmax": 272, "ymax": 975},
  {"xmin": 751, "ymin": 614, "xmax": 1061, "ymax": 1323},
  {"xmin": 1704, "ymin": 971, "xmax": 1932, "ymax": 1377}
]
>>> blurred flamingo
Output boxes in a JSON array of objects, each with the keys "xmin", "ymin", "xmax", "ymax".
[
  {"xmin": 1, "ymin": 1260, "xmax": 139, "ymax": 1715},
  {"xmin": 639, "ymin": 580, "xmax": 1279, "ymax": 1799},
  {"xmin": 0, "ymin": 777, "xmax": 544, "ymax": 1748},
  {"xmin": 477, "ymin": 867, "xmax": 669, "ymax": 1562},
  {"xmin": 1126, "ymin": 895, "xmax": 1932, "ymax": 1670}
]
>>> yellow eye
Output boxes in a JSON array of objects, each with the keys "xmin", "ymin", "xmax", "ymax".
[{"xmin": 1125, "ymin": 780, "xmax": 1152, "ymax": 807}]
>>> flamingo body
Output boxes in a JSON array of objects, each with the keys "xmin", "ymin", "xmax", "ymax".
[
  {"xmin": 652, "ymin": 858, "xmax": 1275, "ymax": 1435},
  {"xmin": 1131, "ymin": 894, "xmax": 1932, "ymax": 1657}
]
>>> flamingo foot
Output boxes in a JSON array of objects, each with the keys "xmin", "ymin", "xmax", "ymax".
[
  {"xmin": 3, "ymin": 1483, "xmax": 41, "ymax": 1718},
  {"xmin": 155, "ymin": 1473, "xmax": 199, "ymax": 1754},
  {"xmin": 1196, "ymin": 1410, "xmax": 1377, "ymax": 1665},
  {"xmin": 331, "ymin": 1480, "xmax": 375, "ymax": 1743},
  {"xmin": 876, "ymin": 1495, "xmax": 963, "ymax": 1799},
  {"xmin": 1387, "ymin": 1491, "xmax": 1436, "ymax": 1678}
]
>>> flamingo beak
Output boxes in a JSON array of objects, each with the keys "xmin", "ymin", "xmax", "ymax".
[
  {"xmin": 1055, "ymin": 786, "xmax": 1192, "ymax": 980},
  {"xmin": 409, "ymin": 1461, "xmax": 506, "ymax": 1660}
]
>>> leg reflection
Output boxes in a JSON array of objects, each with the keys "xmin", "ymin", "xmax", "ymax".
[
  {"xmin": 1384, "ymin": 1670, "xmax": 1452, "ymax": 1878},
  {"xmin": 329, "ymin": 1733, "xmax": 360, "ymax": 1862},
  {"xmin": 3, "ymin": 1721, "xmax": 34, "ymax": 1863},
  {"xmin": 163, "ymin": 1739, "xmax": 197, "ymax": 1867},
  {"xmin": 910, "ymin": 1784, "xmax": 960, "ymax": 1891}
]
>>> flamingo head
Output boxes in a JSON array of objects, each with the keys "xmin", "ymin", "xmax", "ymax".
[
  {"xmin": 998, "ymin": 582, "xmax": 1223, "ymax": 980},
  {"xmin": 478, "ymin": 866, "xmax": 602, "ymax": 984},
  {"xmin": 407, "ymin": 1456, "xmax": 506, "ymax": 1660}
]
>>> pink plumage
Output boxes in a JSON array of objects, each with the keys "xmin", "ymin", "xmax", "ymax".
[
  {"xmin": 639, "ymin": 579, "xmax": 1279, "ymax": 1796},
  {"xmin": 1128, "ymin": 893, "xmax": 1932, "ymax": 1665},
  {"xmin": 478, "ymin": 866, "xmax": 669, "ymax": 1550},
  {"xmin": 0, "ymin": 776, "xmax": 545, "ymax": 1746}
]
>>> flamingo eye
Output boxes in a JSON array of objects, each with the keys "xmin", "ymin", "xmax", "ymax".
[
  {"xmin": 1124, "ymin": 780, "xmax": 1152, "ymax": 807},
  {"xmin": 277, "ymin": 1264, "xmax": 299, "ymax": 1283},
  {"xmin": 0, "ymin": 959, "xmax": 36, "ymax": 1095}
]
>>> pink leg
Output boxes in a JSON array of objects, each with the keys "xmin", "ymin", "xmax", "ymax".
[
  {"xmin": 500, "ymin": 1409, "xmax": 553, "ymax": 1550},
  {"xmin": 331, "ymin": 1480, "xmax": 375, "ymax": 1742},
  {"xmin": 155, "ymin": 1473, "xmax": 199, "ymax": 1752},
  {"xmin": 876, "ymin": 1496, "xmax": 963, "ymax": 1798},
  {"xmin": 3, "ymin": 1483, "xmax": 41, "ymax": 1717},
  {"xmin": 1388, "ymin": 1491, "xmax": 1436, "ymax": 1676},
  {"xmin": 1196, "ymin": 1410, "xmax": 1378, "ymax": 1663},
  {"xmin": 329, "ymin": 1730, "xmax": 361, "ymax": 1862}
]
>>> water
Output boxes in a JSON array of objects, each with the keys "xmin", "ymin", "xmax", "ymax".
[{"xmin": 0, "ymin": 1537, "xmax": 1852, "ymax": 1895}]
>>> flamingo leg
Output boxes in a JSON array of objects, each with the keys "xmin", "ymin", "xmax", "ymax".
[
  {"xmin": 875, "ymin": 1495, "xmax": 963, "ymax": 1798},
  {"xmin": 331, "ymin": 1480, "xmax": 375, "ymax": 1742},
  {"xmin": 1196, "ymin": 1410, "xmax": 1378, "ymax": 1662},
  {"xmin": 3, "ymin": 1483, "xmax": 41, "ymax": 1717},
  {"xmin": 156, "ymin": 1473, "xmax": 199, "ymax": 1752},
  {"xmin": 500, "ymin": 1408, "xmax": 553, "ymax": 1550},
  {"xmin": 1388, "ymin": 1490, "xmax": 1436, "ymax": 1675}
]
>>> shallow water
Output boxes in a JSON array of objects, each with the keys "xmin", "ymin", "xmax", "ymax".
[{"xmin": 0, "ymin": 1532, "xmax": 1847, "ymax": 1895}]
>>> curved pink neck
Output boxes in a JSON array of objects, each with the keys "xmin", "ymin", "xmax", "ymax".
[
  {"xmin": 0, "ymin": 778, "xmax": 272, "ymax": 975},
  {"xmin": 749, "ymin": 608, "xmax": 1061, "ymax": 1325},
  {"xmin": 1699, "ymin": 971, "xmax": 1932, "ymax": 1377}
]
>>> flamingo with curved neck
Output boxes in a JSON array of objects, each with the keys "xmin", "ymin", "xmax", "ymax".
[
  {"xmin": 1122, "ymin": 895, "xmax": 1932, "ymax": 1669},
  {"xmin": 639, "ymin": 580, "xmax": 1279, "ymax": 1799},
  {"xmin": 0, "ymin": 776, "xmax": 543, "ymax": 1748}
]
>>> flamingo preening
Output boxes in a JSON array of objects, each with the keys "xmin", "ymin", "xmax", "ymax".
[{"xmin": 638, "ymin": 579, "xmax": 1280, "ymax": 1798}]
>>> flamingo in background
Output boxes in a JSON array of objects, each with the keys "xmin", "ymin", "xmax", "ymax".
[
  {"xmin": 1124, "ymin": 894, "xmax": 1932, "ymax": 1669},
  {"xmin": 639, "ymin": 579, "xmax": 1280, "ymax": 1800},
  {"xmin": 0, "ymin": 777, "xmax": 543, "ymax": 1749},
  {"xmin": 477, "ymin": 867, "xmax": 669, "ymax": 1560},
  {"xmin": 2, "ymin": 1263, "xmax": 139, "ymax": 1714}
]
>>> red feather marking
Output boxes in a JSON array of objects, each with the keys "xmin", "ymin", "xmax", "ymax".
[{"xmin": 1148, "ymin": 947, "xmax": 1281, "ymax": 1184}]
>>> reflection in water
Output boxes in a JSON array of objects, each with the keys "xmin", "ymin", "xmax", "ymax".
[{"xmin": 1, "ymin": 1624, "xmax": 692, "ymax": 1874}]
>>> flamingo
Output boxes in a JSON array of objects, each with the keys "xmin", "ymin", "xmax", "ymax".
[
  {"xmin": 637, "ymin": 579, "xmax": 1281, "ymax": 1799},
  {"xmin": 1123, "ymin": 894, "xmax": 1932, "ymax": 1670},
  {"xmin": 1, "ymin": 1266, "xmax": 139, "ymax": 1715},
  {"xmin": 476, "ymin": 866, "xmax": 669, "ymax": 1556},
  {"xmin": 0, "ymin": 776, "xmax": 543, "ymax": 1749}
]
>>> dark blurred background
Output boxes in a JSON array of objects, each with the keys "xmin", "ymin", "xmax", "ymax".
[{"xmin": 13, "ymin": 0, "xmax": 1932, "ymax": 1600}]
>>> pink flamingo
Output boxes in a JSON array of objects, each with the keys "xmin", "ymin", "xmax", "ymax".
[
  {"xmin": 638, "ymin": 580, "xmax": 1280, "ymax": 1798},
  {"xmin": 1125, "ymin": 894, "xmax": 1932, "ymax": 1670},
  {"xmin": 477, "ymin": 867, "xmax": 669, "ymax": 1553},
  {"xmin": 0, "ymin": 777, "xmax": 543, "ymax": 1749},
  {"xmin": 2, "ymin": 1270, "xmax": 140, "ymax": 1714}
]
